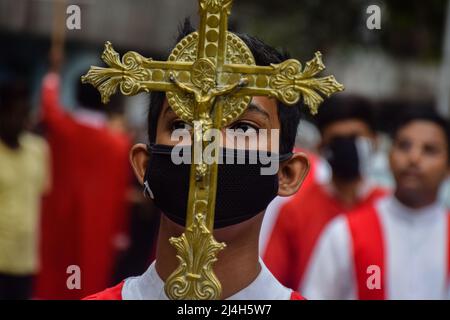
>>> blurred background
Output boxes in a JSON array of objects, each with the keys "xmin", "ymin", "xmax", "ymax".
[{"xmin": 0, "ymin": 0, "xmax": 449, "ymax": 299}]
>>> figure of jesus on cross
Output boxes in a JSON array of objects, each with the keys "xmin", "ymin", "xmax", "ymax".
[{"xmin": 168, "ymin": 58, "xmax": 249, "ymax": 130}]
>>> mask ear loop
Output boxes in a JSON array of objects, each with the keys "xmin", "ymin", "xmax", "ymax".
[
  {"xmin": 143, "ymin": 144, "xmax": 155, "ymax": 200},
  {"xmin": 143, "ymin": 181, "xmax": 154, "ymax": 199}
]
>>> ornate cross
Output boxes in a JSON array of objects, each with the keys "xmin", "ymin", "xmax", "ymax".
[{"xmin": 81, "ymin": 0, "xmax": 344, "ymax": 300}]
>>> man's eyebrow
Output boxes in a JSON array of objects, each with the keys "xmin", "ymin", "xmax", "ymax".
[
  {"xmin": 163, "ymin": 101, "xmax": 270, "ymax": 120},
  {"xmin": 243, "ymin": 102, "xmax": 271, "ymax": 120}
]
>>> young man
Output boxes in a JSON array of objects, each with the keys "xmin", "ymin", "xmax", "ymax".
[
  {"xmin": 302, "ymin": 107, "xmax": 450, "ymax": 299},
  {"xmin": 0, "ymin": 81, "xmax": 50, "ymax": 299},
  {"xmin": 264, "ymin": 95, "xmax": 387, "ymax": 290},
  {"xmin": 85, "ymin": 22, "xmax": 310, "ymax": 300}
]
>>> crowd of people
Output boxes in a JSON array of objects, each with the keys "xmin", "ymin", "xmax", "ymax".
[{"xmin": 261, "ymin": 96, "xmax": 450, "ymax": 299}]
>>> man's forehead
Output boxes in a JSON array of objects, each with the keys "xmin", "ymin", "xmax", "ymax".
[
  {"xmin": 323, "ymin": 119, "xmax": 372, "ymax": 136},
  {"xmin": 397, "ymin": 120, "xmax": 447, "ymax": 143}
]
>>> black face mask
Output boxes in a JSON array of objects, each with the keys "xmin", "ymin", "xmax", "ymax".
[
  {"xmin": 144, "ymin": 144, "xmax": 291, "ymax": 229},
  {"xmin": 323, "ymin": 136, "xmax": 361, "ymax": 182}
]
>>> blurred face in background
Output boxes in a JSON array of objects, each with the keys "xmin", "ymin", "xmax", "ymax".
[
  {"xmin": 319, "ymin": 119, "xmax": 375, "ymax": 182},
  {"xmin": 390, "ymin": 120, "xmax": 449, "ymax": 207}
]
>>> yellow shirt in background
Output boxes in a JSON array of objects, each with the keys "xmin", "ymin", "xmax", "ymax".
[{"xmin": 0, "ymin": 132, "xmax": 50, "ymax": 275}]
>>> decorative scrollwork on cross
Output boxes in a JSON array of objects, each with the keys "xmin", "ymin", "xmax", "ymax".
[
  {"xmin": 269, "ymin": 52, "xmax": 344, "ymax": 114},
  {"xmin": 165, "ymin": 213, "xmax": 226, "ymax": 300},
  {"xmin": 81, "ymin": 41, "xmax": 152, "ymax": 104}
]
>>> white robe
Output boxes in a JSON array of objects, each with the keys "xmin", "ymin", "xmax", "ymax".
[{"xmin": 302, "ymin": 195, "xmax": 450, "ymax": 300}]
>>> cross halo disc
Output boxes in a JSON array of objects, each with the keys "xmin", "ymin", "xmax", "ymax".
[{"xmin": 166, "ymin": 31, "xmax": 255, "ymax": 127}]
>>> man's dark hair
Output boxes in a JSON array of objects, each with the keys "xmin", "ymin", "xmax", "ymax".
[
  {"xmin": 0, "ymin": 81, "xmax": 29, "ymax": 111},
  {"xmin": 0, "ymin": 80, "xmax": 31, "ymax": 148},
  {"xmin": 391, "ymin": 105, "xmax": 450, "ymax": 152},
  {"xmin": 314, "ymin": 94, "xmax": 375, "ymax": 133},
  {"xmin": 147, "ymin": 19, "xmax": 301, "ymax": 154}
]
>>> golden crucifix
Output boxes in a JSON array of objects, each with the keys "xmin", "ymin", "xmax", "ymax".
[{"xmin": 81, "ymin": 0, "xmax": 344, "ymax": 300}]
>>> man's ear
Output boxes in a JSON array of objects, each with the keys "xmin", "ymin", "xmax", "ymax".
[
  {"xmin": 130, "ymin": 143, "xmax": 149, "ymax": 185},
  {"xmin": 277, "ymin": 152, "xmax": 310, "ymax": 197}
]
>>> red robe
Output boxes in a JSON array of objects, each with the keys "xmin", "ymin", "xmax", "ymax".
[
  {"xmin": 263, "ymin": 181, "xmax": 387, "ymax": 291},
  {"xmin": 35, "ymin": 73, "xmax": 132, "ymax": 299}
]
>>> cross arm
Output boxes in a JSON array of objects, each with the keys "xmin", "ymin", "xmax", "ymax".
[
  {"xmin": 81, "ymin": 41, "xmax": 193, "ymax": 104},
  {"xmin": 222, "ymin": 52, "xmax": 344, "ymax": 114}
]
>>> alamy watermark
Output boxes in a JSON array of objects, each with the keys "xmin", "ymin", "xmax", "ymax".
[
  {"xmin": 66, "ymin": 264, "xmax": 81, "ymax": 290},
  {"xmin": 366, "ymin": 5, "xmax": 382, "ymax": 30},
  {"xmin": 66, "ymin": 5, "xmax": 81, "ymax": 30},
  {"xmin": 366, "ymin": 265, "xmax": 382, "ymax": 290}
]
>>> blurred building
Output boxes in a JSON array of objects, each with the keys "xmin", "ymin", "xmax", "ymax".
[{"xmin": 0, "ymin": 0, "xmax": 197, "ymax": 54}]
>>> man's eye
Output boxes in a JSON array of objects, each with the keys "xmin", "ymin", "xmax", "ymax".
[
  {"xmin": 229, "ymin": 122, "xmax": 259, "ymax": 133},
  {"xmin": 423, "ymin": 144, "xmax": 440, "ymax": 156},
  {"xmin": 172, "ymin": 121, "xmax": 192, "ymax": 131},
  {"xmin": 396, "ymin": 140, "xmax": 411, "ymax": 151}
]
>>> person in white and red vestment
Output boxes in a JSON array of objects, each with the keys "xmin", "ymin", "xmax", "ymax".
[
  {"xmin": 85, "ymin": 20, "xmax": 310, "ymax": 300},
  {"xmin": 303, "ymin": 107, "xmax": 450, "ymax": 299},
  {"xmin": 259, "ymin": 148, "xmax": 331, "ymax": 256},
  {"xmin": 264, "ymin": 96, "xmax": 387, "ymax": 291},
  {"xmin": 36, "ymin": 72, "xmax": 132, "ymax": 299}
]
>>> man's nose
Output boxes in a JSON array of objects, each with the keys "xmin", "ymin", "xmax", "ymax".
[{"xmin": 407, "ymin": 146, "xmax": 422, "ymax": 165}]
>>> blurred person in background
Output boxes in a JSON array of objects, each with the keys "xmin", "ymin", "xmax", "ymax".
[
  {"xmin": 106, "ymin": 95, "xmax": 162, "ymax": 284},
  {"xmin": 35, "ymin": 49, "xmax": 132, "ymax": 299},
  {"xmin": 259, "ymin": 119, "xmax": 330, "ymax": 255},
  {"xmin": 111, "ymin": 181, "xmax": 161, "ymax": 285},
  {"xmin": 0, "ymin": 80, "xmax": 50, "ymax": 300},
  {"xmin": 303, "ymin": 107, "xmax": 450, "ymax": 299},
  {"xmin": 264, "ymin": 95, "xmax": 387, "ymax": 291}
]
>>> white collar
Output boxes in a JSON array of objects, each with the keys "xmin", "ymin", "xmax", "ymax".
[
  {"xmin": 122, "ymin": 258, "xmax": 293, "ymax": 300},
  {"xmin": 379, "ymin": 195, "xmax": 446, "ymax": 225}
]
